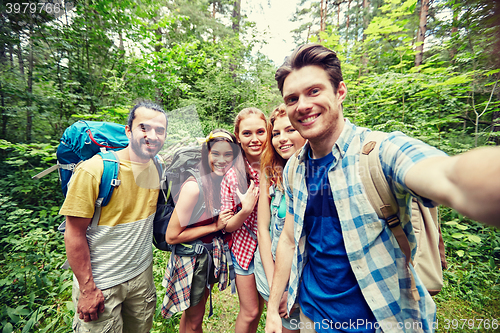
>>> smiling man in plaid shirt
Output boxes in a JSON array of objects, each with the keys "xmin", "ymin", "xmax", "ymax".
[{"xmin": 265, "ymin": 44, "xmax": 500, "ymax": 333}]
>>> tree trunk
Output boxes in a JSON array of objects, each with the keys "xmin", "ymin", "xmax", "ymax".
[
  {"xmin": 0, "ymin": 41, "xmax": 6, "ymax": 65},
  {"xmin": 360, "ymin": 0, "xmax": 370, "ymax": 76},
  {"xmin": 26, "ymin": 24, "xmax": 34, "ymax": 143},
  {"xmin": 363, "ymin": 0, "xmax": 369, "ymax": 30},
  {"xmin": 493, "ymin": 89, "xmax": 500, "ymax": 145},
  {"xmin": 213, "ymin": 2, "xmax": 217, "ymax": 42},
  {"xmin": 492, "ymin": 110, "xmax": 500, "ymax": 145},
  {"xmin": 356, "ymin": 0, "xmax": 361, "ymax": 42},
  {"xmin": 17, "ymin": 35, "xmax": 25, "ymax": 78},
  {"xmin": 320, "ymin": 0, "xmax": 324, "ymax": 36},
  {"xmin": 9, "ymin": 44, "xmax": 15, "ymax": 68},
  {"xmin": 232, "ymin": 0, "xmax": 241, "ymax": 33},
  {"xmin": 0, "ymin": 82, "xmax": 5, "ymax": 139},
  {"xmin": 0, "ymin": 46, "xmax": 6, "ymax": 139},
  {"xmin": 119, "ymin": 31, "xmax": 124, "ymax": 51},
  {"xmin": 415, "ymin": 0, "xmax": 429, "ymax": 67},
  {"xmin": 346, "ymin": 0, "xmax": 351, "ymax": 46},
  {"xmin": 154, "ymin": 24, "xmax": 164, "ymax": 106},
  {"xmin": 319, "ymin": 0, "xmax": 327, "ymax": 41},
  {"xmin": 450, "ymin": 5, "xmax": 459, "ymax": 62},
  {"xmin": 337, "ymin": 1, "xmax": 341, "ymax": 28}
]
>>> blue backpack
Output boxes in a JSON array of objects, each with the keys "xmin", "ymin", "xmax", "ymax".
[
  {"xmin": 34, "ymin": 120, "xmax": 130, "ymax": 210},
  {"xmin": 56, "ymin": 120, "xmax": 130, "ymax": 198}
]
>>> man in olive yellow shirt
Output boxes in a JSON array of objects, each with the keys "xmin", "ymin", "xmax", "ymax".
[{"xmin": 60, "ymin": 101, "xmax": 167, "ymax": 332}]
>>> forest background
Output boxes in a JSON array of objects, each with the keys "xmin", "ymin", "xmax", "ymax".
[{"xmin": 1, "ymin": 0, "xmax": 500, "ymax": 332}]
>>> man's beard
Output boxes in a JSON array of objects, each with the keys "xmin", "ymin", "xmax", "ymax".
[{"xmin": 130, "ymin": 134, "xmax": 161, "ymax": 160}]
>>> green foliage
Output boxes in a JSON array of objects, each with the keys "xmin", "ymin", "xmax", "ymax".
[
  {"xmin": 0, "ymin": 140, "xmax": 62, "ymax": 207},
  {"xmin": 0, "ymin": 193, "xmax": 72, "ymax": 332},
  {"xmin": 434, "ymin": 208, "xmax": 500, "ymax": 332},
  {"xmin": 0, "ymin": 138, "xmax": 71, "ymax": 331},
  {"xmin": 1, "ymin": 0, "xmax": 499, "ymax": 331}
]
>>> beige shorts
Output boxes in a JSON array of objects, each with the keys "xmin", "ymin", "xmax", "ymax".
[{"xmin": 72, "ymin": 263, "xmax": 156, "ymax": 333}]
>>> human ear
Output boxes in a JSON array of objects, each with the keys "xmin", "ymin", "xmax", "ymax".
[
  {"xmin": 337, "ymin": 81, "xmax": 347, "ymax": 103},
  {"xmin": 125, "ymin": 125, "xmax": 132, "ymax": 139}
]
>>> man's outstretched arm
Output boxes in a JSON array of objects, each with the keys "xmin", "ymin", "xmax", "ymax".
[{"xmin": 406, "ymin": 146, "xmax": 500, "ymax": 227}]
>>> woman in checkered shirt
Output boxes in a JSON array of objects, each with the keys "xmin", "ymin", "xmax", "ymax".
[{"xmin": 220, "ymin": 107, "xmax": 267, "ymax": 333}]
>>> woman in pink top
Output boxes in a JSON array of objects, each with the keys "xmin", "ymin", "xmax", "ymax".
[{"xmin": 220, "ymin": 107, "xmax": 267, "ymax": 332}]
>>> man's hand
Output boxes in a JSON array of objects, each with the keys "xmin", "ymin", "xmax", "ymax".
[
  {"xmin": 77, "ymin": 286, "xmax": 105, "ymax": 322},
  {"xmin": 265, "ymin": 309, "xmax": 283, "ymax": 333}
]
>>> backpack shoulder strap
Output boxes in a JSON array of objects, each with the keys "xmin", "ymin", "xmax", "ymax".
[
  {"xmin": 153, "ymin": 155, "xmax": 168, "ymax": 201},
  {"xmin": 359, "ymin": 131, "xmax": 399, "ymax": 221},
  {"xmin": 93, "ymin": 150, "xmax": 121, "ymax": 228},
  {"xmin": 187, "ymin": 168, "xmax": 206, "ymax": 223}
]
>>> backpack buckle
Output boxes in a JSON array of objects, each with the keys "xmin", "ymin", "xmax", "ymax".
[
  {"xmin": 110, "ymin": 179, "xmax": 121, "ymax": 187},
  {"xmin": 95, "ymin": 197, "xmax": 104, "ymax": 207},
  {"xmin": 387, "ymin": 215, "xmax": 400, "ymax": 228},
  {"xmin": 194, "ymin": 243, "xmax": 205, "ymax": 255}
]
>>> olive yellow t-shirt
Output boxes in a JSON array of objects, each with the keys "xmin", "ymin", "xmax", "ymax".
[{"xmin": 59, "ymin": 154, "xmax": 160, "ymax": 289}]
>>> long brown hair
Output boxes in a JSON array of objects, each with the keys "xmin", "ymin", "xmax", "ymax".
[
  {"xmin": 199, "ymin": 129, "xmax": 243, "ymax": 218},
  {"xmin": 260, "ymin": 104, "xmax": 287, "ymax": 192}
]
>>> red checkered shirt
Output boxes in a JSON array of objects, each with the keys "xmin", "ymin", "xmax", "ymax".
[{"xmin": 220, "ymin": 159, "xmax": 259, "ymax": 270}]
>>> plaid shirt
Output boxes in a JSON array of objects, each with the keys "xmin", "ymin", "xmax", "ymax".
[
  {"xmin": 220, "ymin": 159, "xmax": 259, "ymax": 270},
  {"xmin": 284, "ymin": 119, "xmax": 447, "ymax": 332},
  {"xmin": 161, "ymin": 237, "xmax": 228, "ymax": 318}
]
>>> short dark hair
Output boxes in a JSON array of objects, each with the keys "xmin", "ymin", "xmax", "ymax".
[
  {"xmin": 275, "ymin": 43, "xmax": 343, "ymax": 95},
  {"xmin": 127, "ymin": 101, "xmax": 168, "ymax": 128}
]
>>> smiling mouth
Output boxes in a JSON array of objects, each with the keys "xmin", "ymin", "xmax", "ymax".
[
  {"xmin": 299, "ymin": 114, "xmax": 319, "ymax": 123},
  {"xmin": 249, "ymin": 145, "xmax": 261, "ymax": 150},
  {"xmin": 145, "ymin": 144, "xmax": 158, "ymax": 150},
  {"xmin": 214, "ymin": 164, "xmax": 227, "ymax": 171},
  {"xmin": 280, "ymin": 144, "xmax": 293, "ymax": 151},
  {"xmin": 143, "ymin": 139, "xmax": 159, "ymax": 147}
]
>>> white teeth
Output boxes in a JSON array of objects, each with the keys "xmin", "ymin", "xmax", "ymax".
[
  {"xmin": 300, "ymin": 115, "xmax": 317, "ymax": 123},
  {"xmin": 280, "ymin": 145, "xmax": 293, "ymax": 150}
]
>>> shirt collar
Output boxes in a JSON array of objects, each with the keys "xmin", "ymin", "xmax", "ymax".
[
  {"xmin": 245, "ymin": 158, "xmax": 259, "ymax": 180},
  {"xmin": 334, "ymin": 118, "xmax": 356, "ymax": 160}
]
